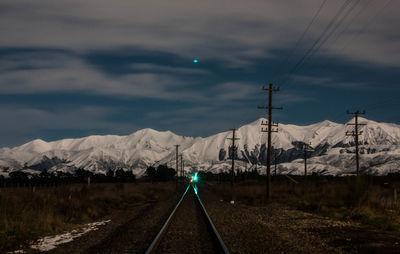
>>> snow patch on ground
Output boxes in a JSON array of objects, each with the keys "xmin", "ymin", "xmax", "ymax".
[
  {"xmin": 7, "ymin": 250, "xmax": 26, "ymax": 253},
  {"xmin": 30, "ymin": 220, "xmax": 111, "ymax": 252}
]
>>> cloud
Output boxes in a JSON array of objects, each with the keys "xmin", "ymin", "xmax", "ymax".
[
  {"xmin": 210, "ymin": 82, "xmax": 259, "ymax": 101},
  {"xmin": 130, "ymin": 63, "xmax": 209, "ymax": 75},
  {"xmin": 144, "ymin": 103, "xmax": 258, "ymax": 136},
  {"xmin": 0, "ymin": 50, "xmax": 269, "ymax": 103},
  {"xmin": 290, "ymin": 75, "xmax": 367, "ymax": 89},
  {"xmin": 0, "ymin": 51, "xmax": 206, "ymax": 100},
  {"xmin": 275, "ymin": 93, "xmax": 314, "ymax": 104},
  {"xmin": 0, "ymin": 0, "xmax": 399, "ymax": 147},
  {"xmin": 0, "ymin": 105, "xmax": 139, "ymax": 147},
  {"xmin": 0, "ymin": 0, "xmax": 398, "ymax": 67}
]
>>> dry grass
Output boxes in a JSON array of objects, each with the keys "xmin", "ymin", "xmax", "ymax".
[
  {"xmin": 209, "ymin": 177, "xmax": 400, "ymax": 233},
  {"xmin": 0, "ymin": 182, "xmax": 174, "ymax": 252}
]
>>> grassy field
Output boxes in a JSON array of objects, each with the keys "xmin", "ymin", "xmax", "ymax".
[
  {"xmin": 209, "ymin": 176, "xmax": 400, "ymax": 233},
  {"xmin": 0, "ymin": 182, "xmax": 174, "ymax": 252}
]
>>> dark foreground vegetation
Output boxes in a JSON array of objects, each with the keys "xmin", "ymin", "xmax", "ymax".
[
  {"xmin": 0, "ymin": 164, "xmax": 179, "ymax": 188},
  {"xmin": 0, "ymin": 182, "xmax": 174, "ymax": 252},
  {"xmin": 207, "ymin": 173, "xmax": 400, "ymax": 234},
  {"xmin": 2, "ymin": 165, "xmax": 400, "ymax": 252},
  {"xmin": 0, "ymin": 168, "xmax": 137, "ymax": 188}
]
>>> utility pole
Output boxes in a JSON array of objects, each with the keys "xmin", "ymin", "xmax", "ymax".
[
  {"xmin": 175, "ymin": 145, "xmax": 179, "ymax": 189},
  {"xmin": 180, "ymin": 154, "xmax": 183, "ymax": 180},
  {"xmin": 227, "ymin": 128, "xmax": 239, "ymax": 203},
  {"xmin": 303, "ymin": 143, "xmax": 313, "ymax": 180},
  {"xmin": 346, "ymin": 110, "xmax": 366, "ymax": 176},
  {"xmin": 258, "ymin": 83, "xmax": 282, "ymax": 201}
]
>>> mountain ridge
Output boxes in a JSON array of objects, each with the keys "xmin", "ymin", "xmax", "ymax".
[{"xmin": 1, "ymin": 117, "xmax": 399, "ymax": 176}]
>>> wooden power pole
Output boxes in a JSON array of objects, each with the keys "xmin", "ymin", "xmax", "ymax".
[
  {"xmin": 346, "ymin": 110, "xmax": 366, "ymax": 176},
  {"xmin": 303, "ymin": 143, "xmax": 313, "ymax": 180},
  {"xmin": 258, "ymin": 83, "xmax": 282, "ymax": 201},
  {"xmin": 175, "ymin": 145, "xmax": 179, "ymax": 189},
  {"xmin": 180, "ymin": 154, "xmax": 184, "ymax": 179},
  {"xmin": 227, "ymin": 128, "xmax": 239, "ymax": 203}
]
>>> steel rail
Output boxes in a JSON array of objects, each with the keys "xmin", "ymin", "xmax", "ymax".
[
  {"xmin": 193, "ymin": 185, "xmax": 230, "ymax": 254},
  {"xmin": 145, "ymin": 184, "xmax": 230, "ymax": 254},
  {"xmin": 144, "ymin": 184, "xmax": 191, "ymax": 254}
]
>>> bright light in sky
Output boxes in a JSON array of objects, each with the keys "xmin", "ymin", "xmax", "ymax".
[{"xmin": 193, "ymin": 58, "xmax": 198, "ymax": 63}]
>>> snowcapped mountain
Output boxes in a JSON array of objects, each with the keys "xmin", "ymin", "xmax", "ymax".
[{"xmin": 1, "ymin": 117, "xmax": 400, "ymax": 177}]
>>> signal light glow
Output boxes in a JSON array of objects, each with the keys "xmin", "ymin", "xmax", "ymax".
[
  {"xmin": 193, "ymin": 172, "xmax": 198, "ymax": 182},
  {"xmin": 193, "ymin": 59, "xmax": 198, "ymax": 63}
]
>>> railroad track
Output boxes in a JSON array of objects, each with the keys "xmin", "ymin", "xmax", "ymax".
[{"xmin": 145, "ymin": 184, "xmax": 230, "ymax": 254}]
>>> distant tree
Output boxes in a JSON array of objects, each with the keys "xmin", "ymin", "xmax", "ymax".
[
  {"xmin": 40, "ymin": 169, "xmax": 50, "ymax": 179},
  {"xmin": 113, "ymin": 169, "xmax": 135, "ymax": 182},
  {"xmin": 93, "ymin": 173, "xmax": 109, "ymax": 183},
  {"xmin": 123, "ymin": 170, "xmax": 136, "ymax": 182},
  {"xmin": 74, "ymin": 168, "xmax": 93, "ymax": 183},
  {"xmin": 57, "ymin": 171, "xmax": 73, "ymax": 179},
  {"xmin": 115, "ymin": 169, "xmax": 124, "ymax": 178},
  {"xmin": 156, "ymin": 165, "xmax": 175, "ymax": 181},
  {"xmin": 144, "ymin": 165, "xmax": 175, "ymax": 182},
  {"xmin": 146, "ymin": 166, "xmax": 156, "ymax": 179},
  {"xmin": 205, "ymin": 171, "xmax": 214, "ymax": 181},
  {"xmin": 9, "ymin": 171, "xmax": 29, "ymax": 180},
  {"xmin": 9, "ymin": 171, "xmax": 29, "ymax": 185},
  {"xmin": 106, "ymin": 169, "xmax": 114, "ymax": 178}
]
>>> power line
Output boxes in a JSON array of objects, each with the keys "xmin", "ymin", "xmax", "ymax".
[
  {"xmin": 303, "ymin": 0, "xmax": 394, "ymax": 92},
  {"xmin": 330, "ymin": 0, "xmax": 373, "ymax": 46},
  {"xmin": 271, "ymin": 0, "xmax": 328, "ymax": 85},
  {"xmin": 336, "ymin": 0, "xmax": 394, "ymax": 54},
  {"xmin": 274, "ymin": 0, "xmax": 393, "ymax": 92},
  {"xmin": 306, "ymin": 0, "xmax": 361, "ymax": 60},
  {"xmin": 292, "ymin": 0, "xmax": 395, "ymax": 125},
  {"xmin": 282, "ymin": 0, "xmax": 362, "ymax": 87},
  {"xmin": 278, "ymin": 0, "xmax": 354, "ymax": 88}
]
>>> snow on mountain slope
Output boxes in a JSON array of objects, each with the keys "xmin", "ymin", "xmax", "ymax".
[
  {"xmin": 183, "ymin": 118, "xmax": 342, "ymax": 163},
  {"xmin": 0, "ymin": 128, "xmax": 195, "ymax": 175},
  {"xmin": 354, "ymin": 118, "xmax": 400, "ymax": 145},
  {"xmin": 0, "ymin": 117, "xmax": 399, "ymax": 176}
]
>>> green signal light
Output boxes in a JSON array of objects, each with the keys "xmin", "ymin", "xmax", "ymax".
[
  {"xmin": 193, "ymin": 59, "xmax": 198, "ymax": 63},
  {"xmin": 193, "ymin": 172, "xmax": 198, "ymax": 182}
]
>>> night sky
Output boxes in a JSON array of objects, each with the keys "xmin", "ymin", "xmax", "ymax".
[{"xmin": 0, "ymin": 0, "xmax": 399, "ymax": 147}]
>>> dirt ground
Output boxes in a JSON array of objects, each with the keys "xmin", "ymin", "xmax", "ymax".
[
  {"xmin": 200, "ymin": 184, "xmax": 400, "ymax": 254},
  {"xmin": 19, "ymin": 182, "xmax": 400, "ymax": 253}
]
